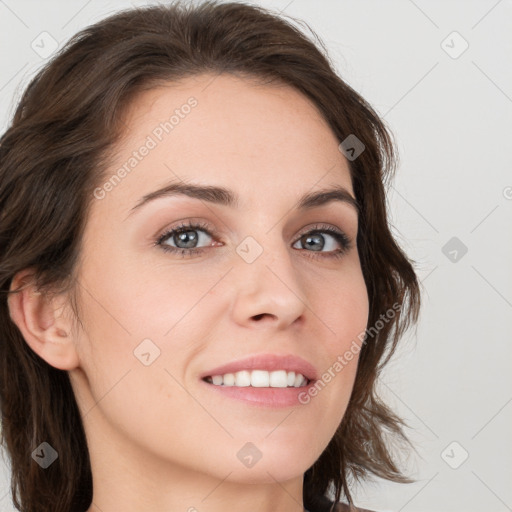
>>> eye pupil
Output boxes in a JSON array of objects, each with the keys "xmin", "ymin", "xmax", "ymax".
[
  {"xmin": 176, "ymin": 230, "xmax": 198, "ymax": 248},
  {"xmin": 302, "ymin": 233, "xmax": 324, "ymax": 251}
]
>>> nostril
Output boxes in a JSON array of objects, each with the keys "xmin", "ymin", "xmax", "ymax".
[{"xmin": 252, "ymin": 313, "xmax": 276, "ymax": 321}]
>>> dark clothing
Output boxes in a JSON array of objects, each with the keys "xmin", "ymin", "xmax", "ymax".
[{"xmin": 308, "ymin": 494, "xmax": 375, "ymax": 512}]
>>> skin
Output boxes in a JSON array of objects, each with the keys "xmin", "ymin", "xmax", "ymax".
[{"xmin": 8, "ymin": 73, "xmax": 369, "ymax": 512}]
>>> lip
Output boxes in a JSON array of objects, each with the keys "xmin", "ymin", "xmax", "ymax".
[
  {"xmin": 199, "ymin": 353, "xmax": 318, "ymax": 382},
  {"xmin": 199, "ymin": 378, "xmax": 316, "ymax": 408}
]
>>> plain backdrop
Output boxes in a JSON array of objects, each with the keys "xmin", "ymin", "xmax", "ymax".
[{"xmin": 0, "ymin": 1, "xmax": 511, "ymax": 511}]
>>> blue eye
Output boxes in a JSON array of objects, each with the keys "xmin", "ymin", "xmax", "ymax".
[
  {"xmin": 155, "ymin": 221, "xmax": 352, "ymax": 260},
  {"xmin": 292, "ymin": 226, "xmax": 352, "ymax": 259},
  {"xmin": 155, "ymin": 220, "xmax": 215, "ymax": 257}
]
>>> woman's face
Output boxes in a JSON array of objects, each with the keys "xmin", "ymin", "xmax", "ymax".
[{"xmin": 69, "ymin": 73, "xmax": 369, "ymax": 489}]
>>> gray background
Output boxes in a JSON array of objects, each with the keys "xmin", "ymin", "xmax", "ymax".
[{"xmin": 1, "ymin": 1, "xmax": 511, "ymax": 511}]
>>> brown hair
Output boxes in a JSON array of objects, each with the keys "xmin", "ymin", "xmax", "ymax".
[{"xmin": 0, "ymin": 1, "xmax": 421, "ymax": 511}]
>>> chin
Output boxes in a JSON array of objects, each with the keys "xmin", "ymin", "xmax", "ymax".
[{"xmin": 227, "ymin": 447, "xmax": 317, "ymax": 484}]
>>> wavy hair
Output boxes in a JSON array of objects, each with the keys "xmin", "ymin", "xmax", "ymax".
[{"xmin": 0, "ymin": 1, "xmax": 421, "ymax": 511}]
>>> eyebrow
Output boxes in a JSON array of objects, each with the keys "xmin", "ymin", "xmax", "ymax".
[{"xmin": 126, "ymin": 181, "xmax": 360, "ymax": 217}]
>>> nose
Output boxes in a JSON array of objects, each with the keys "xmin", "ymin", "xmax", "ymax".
[{"xmin": 229, "ymin": 235, "xmax": 308, "ymax": 330}]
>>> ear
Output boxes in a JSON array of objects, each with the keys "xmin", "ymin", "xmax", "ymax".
[{"xmin": 7, "ymin": 268, "xmax": 80, "ymax": 371}]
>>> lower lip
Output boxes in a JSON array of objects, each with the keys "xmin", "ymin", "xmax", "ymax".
[{"xmin": 199, "ymin": 378, "xmax": 316, "ymax": 408}]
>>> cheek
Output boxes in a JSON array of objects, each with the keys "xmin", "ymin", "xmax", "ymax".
[
  {"xmin": 306, "ymin": 260, "xmax": 369, "ymax": 351},
  {"xmin": 73, "ymin": 248, "xmax": 226, "ymax": 406},
  {"xmin": 77, "ymin": 243, "xmax": 213, "ymax": 340},
  {"xmin": 72, "ymin": 254, "xmax": 204, "ymax": 452},
  {"xmin": 294, "ymin": 260, "xmax": 368, "ymax": 427},
  {"xmin": 326, "ymin": 273, "xmax": 368, "ymax": 401}
]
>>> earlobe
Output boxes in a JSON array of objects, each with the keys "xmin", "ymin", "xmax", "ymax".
[{"xmin": 7, "ymin": 268, "xmax": 80, "ymax": 371}]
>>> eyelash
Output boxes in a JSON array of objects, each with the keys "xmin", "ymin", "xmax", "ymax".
[{"xmin": 155, "ymin": 220, "xmax": 353, "ymax": 260}]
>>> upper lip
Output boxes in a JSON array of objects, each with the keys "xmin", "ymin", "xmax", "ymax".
[{"xmin": 200, "ymin": 353, "xmax": 318, "ymax": 382}]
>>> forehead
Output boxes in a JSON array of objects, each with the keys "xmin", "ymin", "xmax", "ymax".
[
  {"xmin": 122, "ymin": 72, "xmax": 331, "ymax": 131},
  {"xmin": 99, "ymin": 73, "xmax": 354, "ymax": 216}
]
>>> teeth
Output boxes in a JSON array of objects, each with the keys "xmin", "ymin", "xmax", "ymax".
[
  {"xmin": 212, "ymin": 375, "xmax": 223, "ymax": 386},
  {"xmin": 205, "ymin": 370, "xmax": 308, "ymax": 388},
  {"xmin": 223, "ymin": 373, "xmax": 235, "ymax": 386},
  {"xmin": 234, "ymin": 370, "xmax": 251, "ymax": 387}
]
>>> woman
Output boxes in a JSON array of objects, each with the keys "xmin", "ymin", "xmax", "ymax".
[{"xmin": 0, "ymin": 1, "xmax": 421, "ymax": 511}]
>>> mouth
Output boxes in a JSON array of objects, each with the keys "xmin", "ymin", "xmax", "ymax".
[
  {"xmin": 199, "ymin": 353, "xmax": 317, "ymax": 384},
  {"xmin": 200, "ymin": 373, "xmax": 315, "ymax": 408},
  {"xmin": 198, "ymin": 353, "xmax": 317, "ymax": 407}
]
